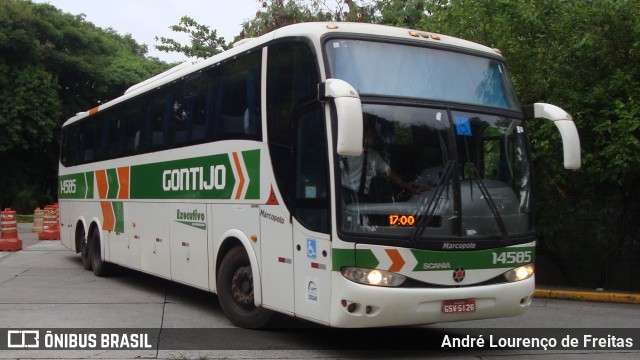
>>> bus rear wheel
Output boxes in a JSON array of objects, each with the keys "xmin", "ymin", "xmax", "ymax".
[
  {"xmin": 89, "ymin": 229, "xmax": 112, "ymax": 277},
  {"xmin": 79, "ymin": 231, "xmax": 92, "ymax": 271},
  {"xmin": 217, "ymin": 245, "xmax": 273, "ymax": 328}
]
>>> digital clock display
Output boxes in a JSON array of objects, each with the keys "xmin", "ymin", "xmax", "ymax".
[
  {"xmin": 388, "ymin": 215, "xmax": 416, "ymax": 227},
  {"xmin": 361, "ymin": 214, "xmax": 441, "ymax": 228}
]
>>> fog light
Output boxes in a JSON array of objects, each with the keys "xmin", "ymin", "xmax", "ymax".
[{"xmin": 347, "ymin": 302, "xmax": 357, "ymax": 313}]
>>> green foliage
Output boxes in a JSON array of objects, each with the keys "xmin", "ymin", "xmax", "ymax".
[
  {"xmin": 0, "ymin": 0, "xmax": 168, "ymax": 211},
  {"xmin": 155, "ymin": 16, "xmax": 229, "ymax": 59},
  {"xmin": 241, "ymin": 0, "xmax": 375, "ymax": 38},
  {"xmin": 592, "ymin": 98, "xmax": 640, "ymax": 188},
  {"xmin": 0, "ymin": 62, "xmax": 61, "ymax": 152}
]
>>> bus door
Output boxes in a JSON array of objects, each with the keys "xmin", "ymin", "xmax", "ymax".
[
  {"xmin": 291, "ymin": 105, "xmax": 332, "ymax": 324},
  {"xmin": 260, "ymin": 104, "xmax": 332, "ymax": 323}
]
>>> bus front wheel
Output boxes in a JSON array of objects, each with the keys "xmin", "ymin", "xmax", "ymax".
[{"xmin": 217, "ymin": 245, "xmax": 273, "ymax": 328}]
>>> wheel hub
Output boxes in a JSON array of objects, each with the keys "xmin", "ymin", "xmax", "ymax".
[{"xmin": 230, "ymin": 265, "xmax": 253, "ymax": 307}]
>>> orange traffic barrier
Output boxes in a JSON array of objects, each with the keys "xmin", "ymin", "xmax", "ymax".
[
  {"xmin": 38, "ymin": 204, "xmax": 60, "ymax": 240},
  {"xmin": 33, "ymin": 207, "xmax": 44, "ymax": 233},
  {"xmin": 0, "ymin": 208, "xmax": 22, "ymax": 251}
]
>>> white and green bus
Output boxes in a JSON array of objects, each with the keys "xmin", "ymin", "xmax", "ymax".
[{"xmin": 59, "ymin": 22, "xmax": 580, "ymax": 328}]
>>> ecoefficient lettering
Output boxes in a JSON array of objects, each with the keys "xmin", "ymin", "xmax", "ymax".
[
  {"xmin": 177, "ymin": 209, "xmax": 205, "ymax": 221},
  {"xmin": 162, "ymin": 166, "xmax": 226, "ymax": 192}
]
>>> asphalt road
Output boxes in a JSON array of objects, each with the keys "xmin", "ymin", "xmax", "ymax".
[{"xmin": 0, "ymin": 225, "xmax": 639, "ymax": 359}]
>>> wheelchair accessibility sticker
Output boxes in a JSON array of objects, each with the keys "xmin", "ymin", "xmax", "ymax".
[
  {"xmin": 306, "ymin": 238, "xmax": 317, "ymax": 259},
  {"xmin": 455, "ymin": 116, "xmax": 472, "ymax": 137}
]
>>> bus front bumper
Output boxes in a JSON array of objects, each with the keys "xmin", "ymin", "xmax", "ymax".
[{"xmin": 329, "ymin": 271, "xmax": 535, "ymax": 328}]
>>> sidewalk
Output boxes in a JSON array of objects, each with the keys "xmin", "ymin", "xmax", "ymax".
[{"xmin": 6, "ymin": 222, "xmax": 640, "ymax": 305}]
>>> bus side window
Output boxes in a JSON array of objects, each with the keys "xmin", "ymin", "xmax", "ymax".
[
  {"xmin": 82, "ymin": 120, "xmax": 97, "ymax": 162},
  {"xmin": 103, "ymin": 112, "xmax": 121, "ymax": 158},
  {"xmin": 171, "ymin": 97, "xmax": 188, "ymax": 145},
  {"xmin": 213, "ymin": 51, "xmax": 262, "ymax": 140},
  {"xmin": 123, "ymin": 100, "xmax": 145, "ymax": 155},
  {"xmin": 60, "ymin": 126, "xmax": 70, "ymax": 166},
  {"xmin": 189, "ymin": 76, "xmax": 212, "ymax": 142},
  {"xmin": 148, "ymin": 91, "xmax": 170, "ymax": 151},
  {"xmin": 61, "ymin": 124, "xmax": 77, "ymax": 166},
  {"xmin": 183, "ymin": 70, "xmax": 212, "ymax": 143}
]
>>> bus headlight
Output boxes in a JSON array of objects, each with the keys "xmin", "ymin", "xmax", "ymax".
[
  {"xmin": 504, "ymin": 264, "xmax": 534, "ymax": 282},
  {"xmin": 341, "ymin": 267, "xmax": 406, "ymax": 287}
]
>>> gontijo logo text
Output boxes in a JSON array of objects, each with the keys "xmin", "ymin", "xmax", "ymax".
[{"xmin": 162, "ymin": 165, "xmax": 226, "ymax": 192}]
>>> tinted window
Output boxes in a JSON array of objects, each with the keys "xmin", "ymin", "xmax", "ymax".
[
  {"xmin": 266, "ymin": 40, "xmax": 326, "ymax": 231},
  {"xmin": 61, "ymin": 52, "xmax": 262, "ymax": 167},
  {"xmin": 214, "ymin": 51, "xmax": 262, "ymax": 139}
]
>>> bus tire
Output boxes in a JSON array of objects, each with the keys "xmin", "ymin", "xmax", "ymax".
[
  {"xmin": 89, "ymin": 229, "xmax": 112, "ymax": 277},
  {"xmin": 217, "ymin": 245, "xmax": 273, "ymax": 328},
  {"xmin": 79, "ymin": 231, "xmax": 92, "ymax": 271}
]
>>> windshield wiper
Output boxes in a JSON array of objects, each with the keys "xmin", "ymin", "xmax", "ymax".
[
  {"xmin": 465, "ymin": 163, "xmax": 511, "ymax": 245},
  {"xmin": 409, "ymin": 160, "xmax": 455, "ymax": 244}
]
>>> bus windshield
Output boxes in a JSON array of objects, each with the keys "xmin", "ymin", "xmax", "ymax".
[
  {"xmin": 337, "ymin": 104, "xmax": 531, "ymax": 240},
  {"xmin": 324, "ymin": 39, "xmax": 520, "ymax": 111}
]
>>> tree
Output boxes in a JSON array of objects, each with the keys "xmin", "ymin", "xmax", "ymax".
[
  {"xmin": 155, "ymin": 16, "xmax": 229, "ymax": 59},
  {"xmin": 241, "ymin": 0, "xmax": 375, "ymax": 38},
  {"xmin": 0, "ymin": 0, "xmax": 168, "ymax": 211}
]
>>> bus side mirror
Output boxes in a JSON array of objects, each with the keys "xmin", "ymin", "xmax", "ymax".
[
  {"xmin": 319, "ymin": 79, "xmax": 363, "ymax": 156},
  {"xmin": 523, "ymin": 103, "xmax": 581, "ymax": 170}
]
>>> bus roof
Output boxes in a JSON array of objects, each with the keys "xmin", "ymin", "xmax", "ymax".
[{"xmin": 63, "ymin": 22, "xmax": 502, "ymax": 127}]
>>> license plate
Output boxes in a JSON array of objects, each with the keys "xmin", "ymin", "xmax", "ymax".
[{"xmin": 442, "ymin": 299, "xmax": 476, "ymax": 314}]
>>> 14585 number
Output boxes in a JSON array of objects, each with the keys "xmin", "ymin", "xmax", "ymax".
[{"xmin": 492, "ymin": 251, "xmax": 532, "ymax": 265}]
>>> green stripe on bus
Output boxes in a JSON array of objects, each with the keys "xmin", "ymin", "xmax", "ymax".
[
  {"xmin": 106, "ymin": 168, "xmax": 119, "ymax": 199},
  {"xmin": 333, "ymin": 246, "xmax": 535, "ymax": 272},
  {"xmin": 411, "ymin": 246, "xmax": 535, "ymax": 271},
  {"xmin": 243, "ymin": 149, "xmax": 260, "ymax": 199},
  {"xmin": 332, "ymin": 248, "xmax": 380, "ymax": 271},
  {"xmin": 62, "ymin": 150, "xmax": 261, "ymax": 201},
  {"xmin": 84, "ymin": 171, "xmax": 94, "ymax": 199},
  {"xmin": 112, "ymin": 201, "xmax": 124, "ymax": 233},
  {"xmin": 58, "ymin": 173, "xmax": 89, "ymax": 199}
]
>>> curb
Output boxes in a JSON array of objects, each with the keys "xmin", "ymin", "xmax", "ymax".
[{"xmin": 534, "ymin": 288, "xmax": 640, "ymax": 305}]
